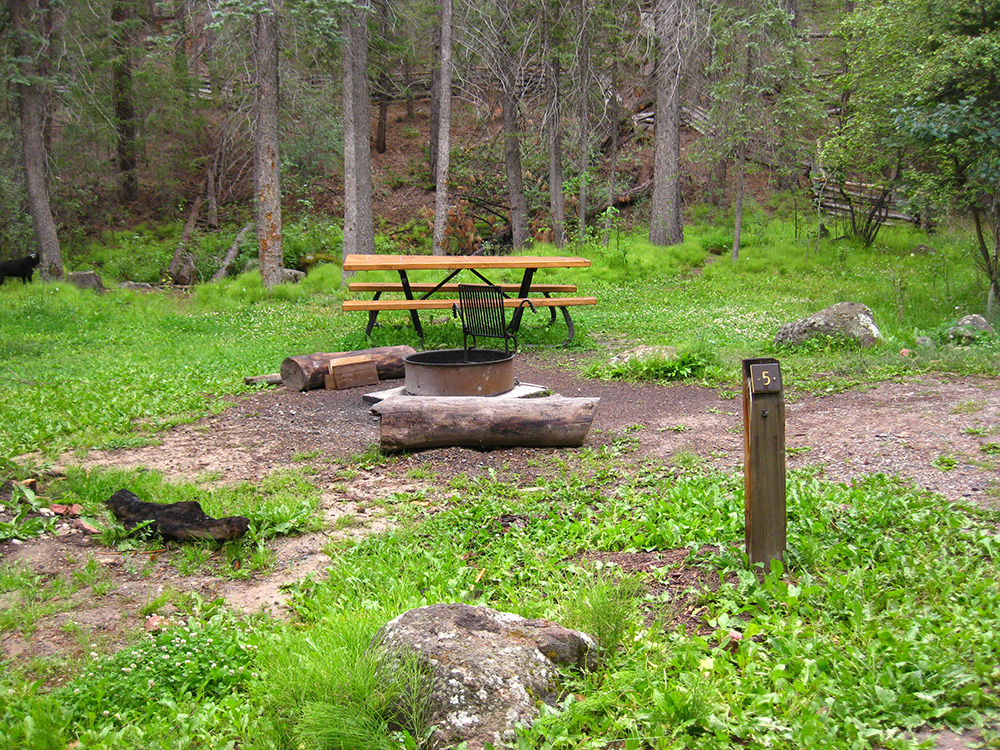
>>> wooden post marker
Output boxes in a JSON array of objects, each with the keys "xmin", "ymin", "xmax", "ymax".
[{"xmin": 742, "ymin": 357, "xmax": 786, "ymax": 569}]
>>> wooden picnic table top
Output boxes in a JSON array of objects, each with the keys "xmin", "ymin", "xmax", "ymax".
[{"xmin": 342, "ymin": 253, "xmax": 591, "ymax": 272}]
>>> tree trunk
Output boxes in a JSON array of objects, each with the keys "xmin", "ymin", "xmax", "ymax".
[
  {"xmin": 428, "ymin": 10, "xmax": 442, "ymax": 179},
  {"xmin": 649, "ymin": 0, "xmax": 688, "ymax": 247},
  {"xmin": 603, "ymin": 63, "xmax": 619, "ymax": 245},
  {"xmin": 280, "ymin": 345, "xmax": 417, "ymax": 392},
  {"xmin": 206, "ymin": 155, "xmax": 219, "ymax": 228},
  {"xmin": 252, "ymin": 3, "xmax": 284, "ymax": 289},
  {"xmin": 169, "ymin": 196, "xmax": 202, "ymax": 284},
  {"xmin": 432, "ymin": 0, "xmax": 454, "ymax": 255},
  {"xmin": 546, "ymin": 47, "xmax": 566, "ymax": 248},
  {"xmin": 11, "ymin": 0, "xmax": 64, "ymax": 280},
  {"xmin": 501, "ymin": 84, "xmax": 530, "ymax": 249},
  {"xmin": 374, "ymin": 0, "xmax": 391, "ymax": 154},
  {"xmin": 731, "ymin": 141, "xmax": 746, "ymax": 260},
  {"xmin": 112, "ymin": 1, "xmax": 139, "ymax": 203},
  {"xmin": 371, "ymin": 395, "xmax": 599, "ymax": 452},
  {"xmin": 342, "ymin": 1, "xmax": 375, "ymax": 257},
  {"xmin": 576, "ymin": 0, "xmax": 591, "ymax": 241}
]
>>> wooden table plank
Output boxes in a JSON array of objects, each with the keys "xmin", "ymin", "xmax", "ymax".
[{"xmin": 342, "ymin": 254, "xmax": 591, "ymax": 271}]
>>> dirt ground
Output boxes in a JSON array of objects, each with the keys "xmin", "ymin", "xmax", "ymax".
[{"xmin": 3, "ymin": 350, "xmax": 999, "ymax": 748}]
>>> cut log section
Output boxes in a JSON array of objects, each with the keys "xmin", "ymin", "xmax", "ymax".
[
  {"xmin": 325, "ymin": 354, "xmax": 380, "ymax": 390},
  {"xmin": 371, "ymin": 395, "xmax": 599, "ymax": 452},
  {"xmin": 281, "ymin": 345, "xmax": 416, "ymax": 392}
]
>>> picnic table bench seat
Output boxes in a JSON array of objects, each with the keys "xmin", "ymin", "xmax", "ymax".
[
  {"xmin": 342, "ymin": 296, "xmax": 596, "ymax": 345},
  {"xmin": 347, "ymin": 282, "xmax": 578, "ymax": 294}
]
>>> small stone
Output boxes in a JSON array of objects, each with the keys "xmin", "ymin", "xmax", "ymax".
[
  {"xmin": 72, "ymin": 519, "xmax": 100, "ymax": 534},
  {"xmin": 145, "ymin": 615, "xmax": 170, "ymax": 633}
]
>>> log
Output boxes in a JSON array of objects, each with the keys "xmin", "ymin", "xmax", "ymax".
[
  {"xmin": 281, "ymin": 345, "xmax": 416, "ymax": 392},
  {"xmin": 371, "ymin": 395, "xmax": 599, "ymax": 452},
  {"xmin": 106, "ymin": 489, "xmax": 249, "ymax": 542},
  {"xmin": 244, "ymin": 373, "xmax": 283, "ymax": 385},
  {"xmin": 211, "ymin": 221, "xmax": 254, "ymax": 282}
]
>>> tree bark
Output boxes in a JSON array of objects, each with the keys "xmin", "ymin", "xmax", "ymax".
[
  {"xmin": 371, "ymin": 395, "xmax": 599, "ymax": 452},
  {"xmin": 107, "ymin": 489, "xmax": 249, "ymax": 542},
  {"xmin": 731, "ymin": 141, "xmax": 746, "ymax": 260},
  {"xmin": 544, "ymin": 20, "xmax": 565, "ymax": 248},
  {"xmin": 428, "ymin": 8, "xmax": 442, "ymax": 179},
  {"xmin": 11, "ymin": 0, "xmax": 64, "ymax": 280},
  {"xmin": 603, "ymin": 62, "xmax": 620, "ymax": 245},
  {"xmin": 342, "ymin": 1, "xmax": 375, "ymax": 257},
  {"xmin": 252, "ymin": 3, "xmax": 284, "ymax": 289},
  {"xmin": 576, "ymin": 0, "xmax": 591, "ymax": 240},
  {"xmin": 280, "ymin": 345, "xmax": 417, "ymax": 392},
  {"xmin": 649, "ymin": 0, "xmax": 689, "ymax": 247},
  {"xmin": 432, "ymin": 0, "xmax": 454, "ymax": 255}
]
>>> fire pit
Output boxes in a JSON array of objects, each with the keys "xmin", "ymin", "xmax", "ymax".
[{"xmin": 403, "ymin": 349, "xmax": 515, "ymax": 397}]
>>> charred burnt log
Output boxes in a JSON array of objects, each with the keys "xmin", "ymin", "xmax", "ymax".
[{"xmin": 106, "ymin": 489, "xmax": 250, "ymax": 542}]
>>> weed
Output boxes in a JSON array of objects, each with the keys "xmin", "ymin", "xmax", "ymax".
[
  {"xmin": 952, "ymin": 399, "xmax": 987, "ymax": 414},
  {"xmin": 0, "ymin": 483, "xmax": 54, "ymax": 542},
  {"xmin": 932, "ymin": 453, "xmax": 960, "ymax": 471},
  {"xmin": 786, "ymin": 446, "xmax": 813, "ymax": 456}
]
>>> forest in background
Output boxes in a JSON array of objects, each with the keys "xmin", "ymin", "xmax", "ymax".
[{"xmin": 1, "ymin": 0, "xmax": 998, "ymax": 301}]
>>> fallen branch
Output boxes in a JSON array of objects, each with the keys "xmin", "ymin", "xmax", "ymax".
[{"xmin": 211, "ymin": 221, "xmax": 254, "ymax": 282}]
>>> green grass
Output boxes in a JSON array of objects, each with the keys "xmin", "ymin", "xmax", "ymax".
[{"xmin": 2, "ymin": 217, "xmax": 1000, "ymax": 748}]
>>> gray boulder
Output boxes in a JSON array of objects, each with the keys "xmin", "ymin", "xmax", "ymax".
[
  {"xmin": 948, "ymin": 314, "xmax": 994, "ymax": 342},
  {"xmin": 374, "ymin": 603, "xmax": 596, "ymax": 750},
  {"xmin": 774, "ymin": 301, "xmax": 882, "ymax": 348}
]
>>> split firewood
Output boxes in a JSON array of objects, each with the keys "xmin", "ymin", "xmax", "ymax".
[{"xmin": 105, "ymin": 489, "xmax": 249, "ymax": 542}]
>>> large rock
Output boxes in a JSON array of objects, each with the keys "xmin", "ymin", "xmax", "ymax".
[
  {"xmin": 374, "ymin": 603, "xmax": 596, "ymax": 750},
  {"xmin": 948, "ymin": 314, "xmax": 994, "ymax": 342},
  {"xmin": 774, "ymin": 301, "xmax": 882, "ymax": 348}
]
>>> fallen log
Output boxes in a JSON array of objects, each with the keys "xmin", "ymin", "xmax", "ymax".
[
  {"xmin": 244, "ymin": 373, "xmax": 283, "ymax": 385},
  {"xmin": 281, "ymin": 345, "xmax": 416, "ymax": 392},
  {"xmin": 371, "ymin": 395, "xmax": 599, "ymax": 452},
  {"xmin": 106, "ymin": 489, "xmax": 249, "ymax": 542}
]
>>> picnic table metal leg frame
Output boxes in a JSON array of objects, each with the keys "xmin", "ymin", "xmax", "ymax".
[
  {"xmin": 508, "ymin": 268, "xmax": 537, "ymax": 333},
  {"xmin": 558, "ymin": 306, "xmax": 576, "ymax": 346},
  {"xmin": 365, "ymin": 291, "xmax": 383, "ymax": 336},
  {"xmin": 398, "ymin": 270, "xmax": 425, "ymax": 342}
]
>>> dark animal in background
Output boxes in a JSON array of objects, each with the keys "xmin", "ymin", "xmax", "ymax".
[
  {"xmin": 106, "ymin": 488, "xmax": 250, "ymax": 542},
  {"xmin": 0, "ymin": 254, "xmax": 40, "ymax": 285}
]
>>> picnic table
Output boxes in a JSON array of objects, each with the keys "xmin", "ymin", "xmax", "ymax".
[{"xmin": 341, "ymin": 253, "xmax": 596, "ymax": 344}]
